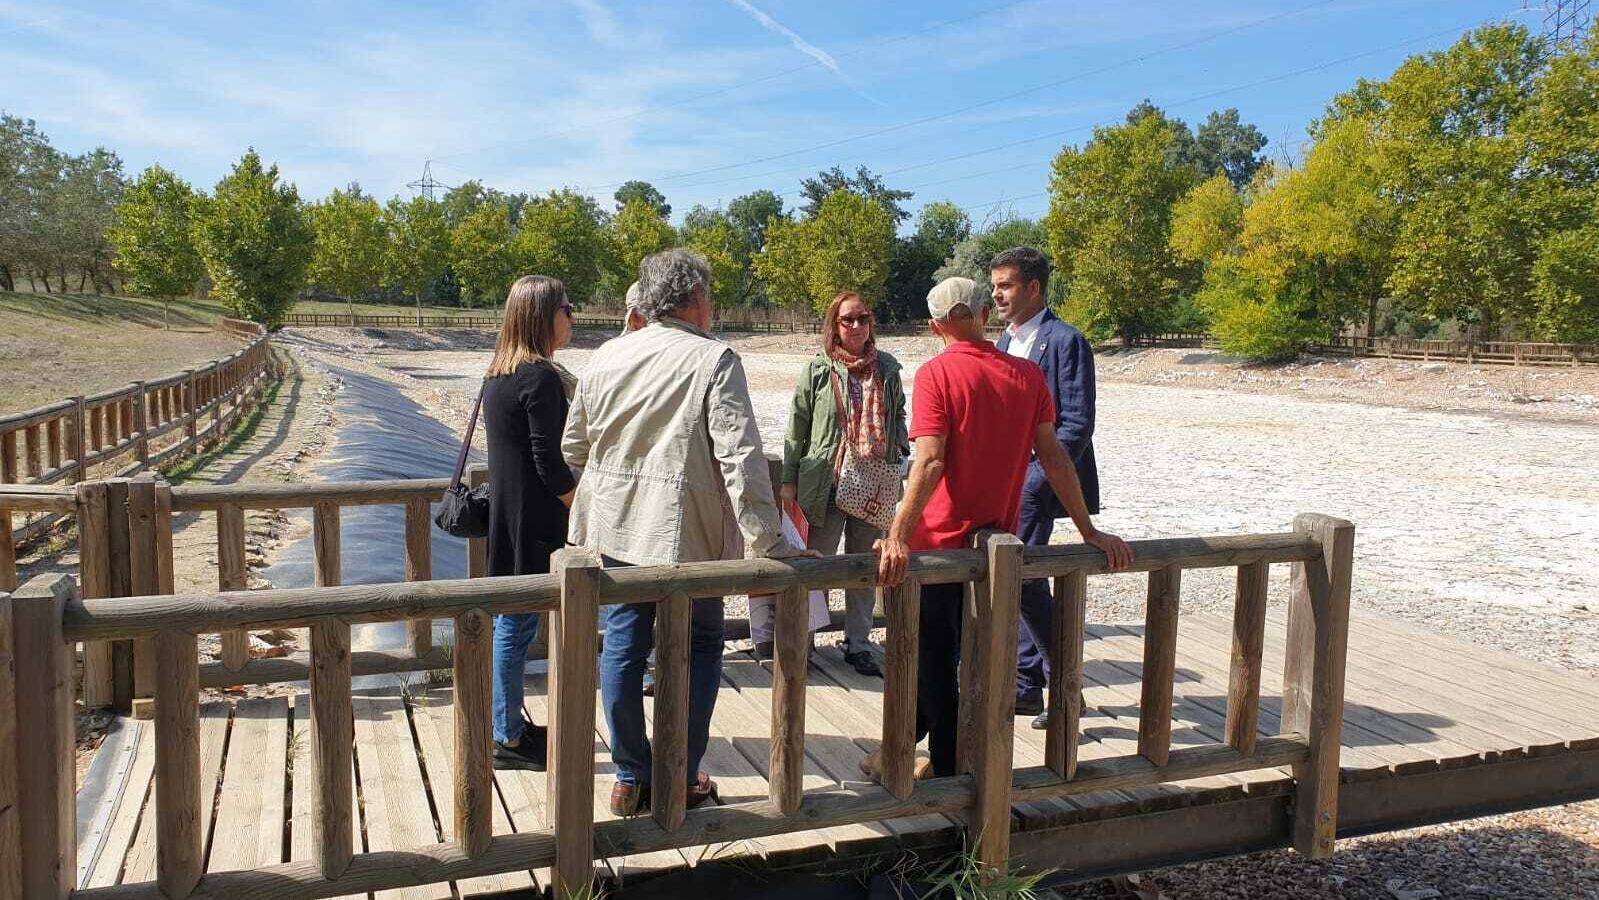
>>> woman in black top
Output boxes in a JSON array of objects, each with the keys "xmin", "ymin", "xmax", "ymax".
[{"xmin": 484, "ymin": 274, "xmax": 576, "ymax": 771}]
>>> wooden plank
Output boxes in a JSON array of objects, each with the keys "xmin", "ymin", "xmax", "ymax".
[
  {"xmin": 351, "ymin": 693, "xmax": 450, "ymax": 900},
  {"xmin": 1282, "ymin": 513, "xmax": 1353, "ymax": 859},
  {"xmin": 85, "ymin": 721, "xmax": 158, "ymax": 888},
  {"xmin": 217, "ymin": 502, "xmax": 250, "ymax": 672},
  {"xmin": 769, "ymin": 584, "xmax": 808, "ymax": 815},
  {"xmin": 24, "ymin": 424, "xmax": 42, "ymax": 478},
  {"xmin": 879, "ymin": 578, "xmax": 921, "ymax": 800},
  {"xmin": 208, "ymin": 697, "xmax": 288, "ymax": 874},
  {"xmin": 1226, "ymin": 562, "xmax": 1268, "ymax": 755},
  {"xmin": 452, "ymin": 609, "xmax": 493, "ymax": 857},
  {"xmin": 0, "ymin": 508, "xmax": 13, "ymax": 594},
  {"xmin": 1046, "ymin": 570, "xmax": 1087, "ymax": 780},
  {"xmin": 405, "ymin": 497, "xmax": 433, "ymax": 658},
  {"xmin": 46, "ymin": 417, "xmax": 61, "ymax": 470},
  {"xmin": 313, "ymin": 502, "xmax": 341, "ymax": 588},
  {"xmin": 494, "ymin": 679, "xmax": 554, "ymax": 888},
  {"xmin": 1, "ymin": 430, "xmax": 16, "ymax": 482},
  {"xmin": 310, "ymin": 619, "xmax": 354, "ymax": 879},
  {"xmin": 105, "ymin": 478, "xmax": 132, "ymax": 708},
  {"xmin": 120, "ymin": 702, "xmax": 229, "ymax": 885},
  {"xmin": 972, "ymin": 533, "xmax": 1022, "ymax": 871},
  {"xmin": 0, "ymin": 595, "xmax": 17, "ymax": 900},
  {"xmin": 12, "ymin": 575, "xmax": 75, "ymax": 900},
  {"xmin": 152, "ymin": 629, "xmax": 203, "ymax": 896},
  {"xmin": 549, "ymin": 549, "xmax": 600, "ymax": 899},
  {"xmin": 651, "ymin": 592, "xmax": 690, "ymax": 832},
  {"xmin": 1138, "ymin": 566, "xmax": 1180, "ymax": 767},
  {"xmin": 287, "ymin": 694, "xmax": 363, "ymax": 900},
  {"xmin": 410, "ymin": 688, "xmax": 536, "ymax": 896}
]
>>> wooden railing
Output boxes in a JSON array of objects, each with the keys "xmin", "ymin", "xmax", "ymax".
[
  {"xmin": 0, "ymin": 323, "xmax": 276, "ymax": 575},
  {"xmin": 1317, "ymin": 335, "xmax": 1599, "ymax": 367},
  {"xmin": 0, "ymin": 470, "xmax": 1354, "ymax": 900}
]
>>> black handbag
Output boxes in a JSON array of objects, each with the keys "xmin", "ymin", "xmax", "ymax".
[{"xmin": 434, "ymin": 383, "xmax": 491, "ymax": 538}]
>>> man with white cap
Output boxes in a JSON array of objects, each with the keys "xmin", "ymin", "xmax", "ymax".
[{"xmin": 867, "ymin": 276, "xmax": 1131, "ymax": 779}]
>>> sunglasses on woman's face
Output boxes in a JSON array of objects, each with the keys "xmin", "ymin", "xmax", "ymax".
[
  {"xmin": 558, "ymin": 303, "xmax": 575, "ymax": 316},
  {"xmin": 839, "ymin": 314, "xmax": 872, "ymax": 327}
]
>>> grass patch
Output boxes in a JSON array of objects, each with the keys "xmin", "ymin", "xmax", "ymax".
[
  {"xmin": 290, "ymin": 299, "xmax": 498, "ymax": 319},
  {"xmin": 159, "ymin": 349, "xmax": 292, "ymax": 486},
  {"xmin": 1, "ymin": 291, "xmax": 245, "ymax": 414}
]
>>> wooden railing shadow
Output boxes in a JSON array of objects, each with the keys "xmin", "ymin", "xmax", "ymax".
[{"xmin": 0, "ymin": 471, "xmax": 1353, "ymax": 900}]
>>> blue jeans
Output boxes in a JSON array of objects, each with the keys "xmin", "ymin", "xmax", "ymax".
[
  {"xmin": 492, "ymin": 612, "xmax": 542, "ymax": 744},
  {"xmin": 599, "ymin": 558, "xmax": 725, "ymax": 786}
]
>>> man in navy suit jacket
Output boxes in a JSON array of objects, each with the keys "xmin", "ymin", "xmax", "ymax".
[{"xmin": 991, "ymin": 247, "xmax": 1100, "ymax": 730}]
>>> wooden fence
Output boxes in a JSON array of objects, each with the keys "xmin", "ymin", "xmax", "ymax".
[
  {"xmin": 278, "ymin": 311, "xmax": 819, "ymax": 333},
  {"xmin": 0, "ymin": 470, "xmax": 1353, "ymax": 899},
  {"xmin": 0, "ymin": 323, "xmax": 276, "ymax": 582},
  {"xmin": 1316, "ymin": 335, "xmax": 1599, "ymax": 367}
]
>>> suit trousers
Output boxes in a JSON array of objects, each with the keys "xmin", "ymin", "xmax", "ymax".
[{"xmin": 1014, "ymin": 487, "xmax": 1057, "ymax": 700}]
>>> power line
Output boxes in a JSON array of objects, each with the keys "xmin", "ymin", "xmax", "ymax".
[
  {"xmin": 405, "ymin": 160, "xmax": 451, "ymax": 201},
  {"xmin": 428, "ymin": 0, "xmax": 1035, "ymax": 165},
  {"xmin": 571, "ymin": 0, "xmax": 1342, "ymax": 192}
]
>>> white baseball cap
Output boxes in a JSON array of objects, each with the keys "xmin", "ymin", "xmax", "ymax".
[
  {"xmin": 625, "ymin": 281, "xmax": 642, "ymax": 310},
  {"xmin": 926, "ymin": 276, "xmax": 986, "ymax": 320}
]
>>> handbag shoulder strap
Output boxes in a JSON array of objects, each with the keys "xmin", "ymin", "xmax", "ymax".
[{"xmin": 451, "ymin": 381, "xmax": 485, "ymax": 489}]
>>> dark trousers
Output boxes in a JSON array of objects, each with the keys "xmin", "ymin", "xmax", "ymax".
[
  {"xmin": 914, "ymin": 582, "xmax": 965, "ymax": 777},
  {"xmin": 1015, "ymin": 489, "xmax": 1056, "ymax": 700}
]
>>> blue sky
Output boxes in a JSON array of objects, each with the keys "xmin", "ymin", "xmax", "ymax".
[{"xmin": 1, "ymin": 0, "xmax": 1535, "ymax": 227}]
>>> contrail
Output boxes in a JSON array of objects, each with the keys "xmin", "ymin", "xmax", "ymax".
[{"xmin": 726, "ymin": 0, "xmax": 883, "ymax": 104}]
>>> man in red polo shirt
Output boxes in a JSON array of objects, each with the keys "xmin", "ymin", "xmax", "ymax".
[{"xmin": 874, "ymin": 276, "xmax": 1132, "ymax": 778}]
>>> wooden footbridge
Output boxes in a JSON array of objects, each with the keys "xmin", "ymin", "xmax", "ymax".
[{"xmin": 2, "ymin": 473, "xmax": 1597, "ymax": 899}]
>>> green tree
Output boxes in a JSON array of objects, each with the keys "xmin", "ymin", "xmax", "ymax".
[
  {"xmin": 682, "ymin": 213, "xmax": 746, "ymax": 310},
  {"xmin": 307, "ymin": 183, "xmax": 386, "ymax": 321},
  {"xmin": 514, "ymin": 189, "xmax": 609, "ymax": 306},
  {"xmin": 1193, "ymin": 109, "xmax": 1268, "ymax": 189},
  {"xmin": 1046, "ymin": 107, "xmax": 1203, "ymax": 341},
  {"xmin": 0, "ymin": 115, "xmax": 57, "ymax": 291},
  {"xmin": 727, "ymin": 189, "xmax": 785, "ymax": 250},
  {"xmin": 382, "ymin": 194, "xmax": 451, "ymax": 323},
  {"xmin": 191, "ymin": 149, "xmax": 313, "ymax": 329},
  {"xmin": 450, "ymin": 201, "xmax": 518, "ymax": 309},
  {"xmin": 755, "ymin": 188, "xmax": 895, "ymax": 315},
  {"xmin": 933, "ymin": 216, "xmax": 1052, "ymax": 296},
  {"xmin": 108, "ymin": 164, "xmax": 203, "ymax": 328},
  {"xmin": 612, "ymin": 198, "xmax": 677, "ymax": 282},
  {"xmin": 613, "ymin": 180, "xmax": 671, "ymax": 218},
  {"xmin": 48, "ymin": 147, "xmax": 124, "ymax": 293},
  {"xmin": 1169, "ymin": 173, "xmax": 1245, "ymax": 266},
  {"xmin": 799, "ymin": 166, "xmax": 913, "ymax": 224},
  {"xmin": 883, "ymin": 201, "xmax": 973, "ymax": 322}
]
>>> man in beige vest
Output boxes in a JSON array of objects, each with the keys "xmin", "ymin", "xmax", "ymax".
[{"xmin": 564, "ymin": 248, "xmax": 814, "ymax": 815}]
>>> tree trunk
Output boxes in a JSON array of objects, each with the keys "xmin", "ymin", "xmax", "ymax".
[
  {"xmin": 58, "ymin": 269, "xmax": 68, "ymax": 292},
  {"xmin": 25, "ymin": 271, "xmax": 37, "ymax": 292},
  {"xmin": 78, "ymin": 270, "xmax": 88, "ymax": 292},
  {"xmin": 0, "ymin": 264, "xmax": 12, "ymax": 292},
  {"xmin": 164, "ymin": 297, "xmax": 171, "ymax": 331},
  {"xmin": 415, "ymin": 292, "xmax": 422, "ymax": 328},
  {"xmin": 347, "ymin": 296, "xmax": 355, "ymax": 326},
  {"xmin": 1366, "ymin": 295, "xmax": 1378, "ymax": 341}
]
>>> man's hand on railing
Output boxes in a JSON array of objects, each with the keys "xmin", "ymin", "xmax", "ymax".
[
  {"xmin": 873, "ymin": 535, "xmax": 910, "ymax": 587},
  {"xmin": 1084, "ymin": 527, "xmax": 1134, "ymax": 572}
]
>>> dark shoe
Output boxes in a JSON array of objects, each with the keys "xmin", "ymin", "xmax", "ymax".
[
  {"xmin": 609, "ymin": 780, "xmax": 651, "ymax": 816},
  {"xmin": 686, "ymin": 771, "xmax": 720, "ymax": 809},
  {"xmin": 843, "ymin": 647, "xmax": 883, "ymax": 678},
  {"xmin": 1031, "ymin": 709, "xmax": 1050, "ymax": 730},
  {"xmin": 753, "ymin": 640, "xmax": 774, "ymax": 661},
  {"xmin": 492, "ymin": 734, "xmax": 547, "ymax": 771},
  {"xmin": 1014, "ymin": 692, "xmax": 1044, "ymax": 717}
]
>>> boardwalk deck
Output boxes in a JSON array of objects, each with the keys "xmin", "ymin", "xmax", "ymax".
[{"xmin": 77, "ymin": 611, "xmax": 1599, "ymax": 895}]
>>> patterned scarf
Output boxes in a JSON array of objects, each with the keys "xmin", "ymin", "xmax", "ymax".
[{"xmin": 829, "ymin": 343, "xmax": 888, "ymax": 459}]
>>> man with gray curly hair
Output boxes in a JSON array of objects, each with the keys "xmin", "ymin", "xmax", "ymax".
[{"xmin": 564, "ymin": 247, "xmax": 817, "ymax": 816}]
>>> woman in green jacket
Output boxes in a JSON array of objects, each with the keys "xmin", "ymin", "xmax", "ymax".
[{"xmin": 780, "ymin": 291, "xmax": 909, "ymax": 676}]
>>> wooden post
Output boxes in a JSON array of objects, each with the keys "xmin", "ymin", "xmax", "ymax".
[
  {"xmin": 971, "ymin": 533, "xmax": 1022, "ymax": 873},
  {"xmin": 0, "ymin": 591, "xmax": 18, "ymax": 900},
  {"xmin": 75, "ymin": 481, "xmax": 114, "ymax": 707},
  {"xmin": 210, "ymin": 366, "xmax": 222, "ymax": 438},
  {"xmin": 127, "ymin": 476, "xmax": 158, "ymax": 699},
  {"xmin": 314, "ymin": 501, "xmax": 341, "ymax": 587},
  {"xmin": 0, "ymin": 509, "xmax": 12, "ymax": 594},
  {"xmin": 453, "ymin": 607, "xmax": 493, "ymax": 857},
  {"xmin": 12, "ymin": 574, "xmax": 75, "ymax": 900},
  {"xmin": 1225, "ymin": 561, "xmax": 1269, "ymax": 755},
  {"xmin": 466, "ymin": 465, "xmax": 488, "ymax": 579},
  {"xmin": 879, "ymin": 577, "xmax": 921, "ymax": 800},
  {"xmin": 1138, "ymin": 565, "xmax": 1181, "ymax": 767},
  {"xmin": 1283, "ymin": 513, "xmax": 1354, "ymax": 859},
  {"xmin": 105, "ymin": 478, "xmax": 133, "ymax": 709},
  {"xmin": 45, "ymin": 417, "xmax": 61, "ymax": 471},
  {"xmin": 2, "ymin": 429, "xmax": 17, "ymax": 483},
  {"xmin": 23, "ymin": 425, "xmax": 41, "ymax": 478},
  {"xmin": 769, "ymin": 584, "xmax": 808, "ymax": 816},
  {"xmin": 549, "ymin": 548, "xmax": 599, "ymax": 899},
  {"xmin": 119, "ymin": 396, "xmax": 133, "ymax": 448},
  {"xmin": 88, "ymin": 405, "xmax": 104, "ymax": 456},
  {"xmin": 651, "ymin": 591, "xmax": 690, "ymax": 831},
  {"xmin": 69, "ymin": 398, "xmax": 86, "ymax": 481},
  {"xmin": 153, "ymin": 625, "xmax": 202, "ymax": 897},
  {"xmin": 1045, "ymin": 570, "xmax": 1087, "ymax": 780},
  {"xmin": 955, "ymin": 554, "xmax": 983, "ymax": 776},
  {"xmin": 183, "ymin": 371, "xmax": 198, "ymax": 444},
  {"xmin": 310, "ymin": 617, "xmax": 353, "ymax": 878},
  {"xmin": 218, "ymin": 502, "xmax": 250, "ymax": 671},
  {"xmin": 131, "ymin": 382, "xmax": 148, "ymax": 469},
  {"xmin": 405, "ymin": 496, "xmax": 433, "ymax": 657}
]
